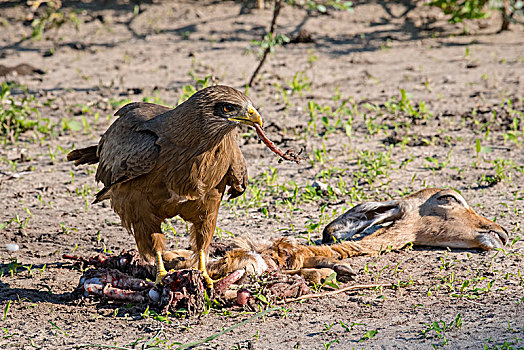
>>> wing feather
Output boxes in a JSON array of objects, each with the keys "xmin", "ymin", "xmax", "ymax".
[
  {"xmin": 226, "ymin": 145, "xmax": 248, "ymax": 199},
  {"xmin": 94, "ymin": 100, "xmax": 244, "ymax": 204},
  {"xmin": 95, "ymin": 102, "xmax": 171, "ymax": 188}
]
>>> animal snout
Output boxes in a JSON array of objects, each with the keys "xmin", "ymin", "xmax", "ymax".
[
  {"xmin": 493, "ymin": 226, "xmax": 509, "ymax": 246},
  {"xmin": 322, "ymin": 223, "xmax": 338, "ymax": 244},
  {"xmin": 477, "ymin": 226, "xmax": 509, "ymax": 250}
]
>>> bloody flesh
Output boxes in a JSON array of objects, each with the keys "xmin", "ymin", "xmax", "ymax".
[{"xmin": 254, "ymin": 124, "xmax": 301, "ymax": 164}]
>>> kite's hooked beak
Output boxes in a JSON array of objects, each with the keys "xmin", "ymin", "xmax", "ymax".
[{"xmin": 229, "ymin": 105, "xmax": 263, "ymax": 127}]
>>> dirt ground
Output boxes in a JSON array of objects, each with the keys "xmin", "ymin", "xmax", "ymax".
[{"xmin": 0, "ymin": 0, "xmax": 523, "ymax": 349}]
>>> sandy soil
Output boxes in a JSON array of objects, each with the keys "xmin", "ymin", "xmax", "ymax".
[{"xmin": 0, "ymin": 1, "xmax": 523, "ymax": 349}]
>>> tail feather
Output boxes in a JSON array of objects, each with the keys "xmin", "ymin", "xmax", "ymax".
[{"xmin": 67, "ymin": 145, "xmax": 99, "ymax": 166}]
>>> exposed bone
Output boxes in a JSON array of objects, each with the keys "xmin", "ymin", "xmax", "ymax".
[
  {"xmin": 74, "ymin": 264, "xmax": 312, "ymax": 313},
  {"xmin": 64, "ymin": 249, "xmax": 153, "ymax": 280}
]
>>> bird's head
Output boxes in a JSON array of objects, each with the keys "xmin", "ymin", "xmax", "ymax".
[{"xmin": 186, "ymin": 85, "xmax": 263, "ymax": 128}]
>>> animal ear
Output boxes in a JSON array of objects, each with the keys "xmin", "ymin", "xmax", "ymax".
[{"xmin": 322, "ymin": 200, "xmax": 401, "ymax": 243}]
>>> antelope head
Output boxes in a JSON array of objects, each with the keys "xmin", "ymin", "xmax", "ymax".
[{"xmin": 323, "ymin": 188, "xmax": 508, "ymax": 251}]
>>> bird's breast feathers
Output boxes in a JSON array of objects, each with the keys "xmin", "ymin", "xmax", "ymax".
[{"xmin": 164, "ymin": 134, "xmax": 241, "ymax": 200}]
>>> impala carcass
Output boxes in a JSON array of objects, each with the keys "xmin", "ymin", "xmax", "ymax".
[{"xmin": 164, "ymin": 188, "xmax": 508, "ymax": 284}]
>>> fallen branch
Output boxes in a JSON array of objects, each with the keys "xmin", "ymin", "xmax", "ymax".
[
  {"xmin": 277, "ymin": 283, "xmax": 390, "ymax": 304},
  {"xmin": 247, "ymin": 0, "xmax": 283, "ymax": 87}
]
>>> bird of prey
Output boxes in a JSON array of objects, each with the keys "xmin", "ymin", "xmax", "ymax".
[{"xmin": 67, "ymin": 85, "xmax": 262, "ymax": 287}]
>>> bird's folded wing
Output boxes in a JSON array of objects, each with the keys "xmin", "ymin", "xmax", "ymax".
[
  {"xmin": 226, "ymin": 145, "xmax": 248, "ymax": 199},
  {"xmin": 95, "ymin": 102, "xmax": 171, "ymax": 188}
]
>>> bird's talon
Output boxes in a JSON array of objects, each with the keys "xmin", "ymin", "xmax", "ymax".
[
  {"xmin": 202, "ymin": 272, "xmax": 216, "ymax": 289},
  {"xmin": 155, "ymin": 250, "xmax": 168, "ymax": 285},
  {"xmin": 155, "ymin": 270, "xmax": 167, "ymax": 285}
]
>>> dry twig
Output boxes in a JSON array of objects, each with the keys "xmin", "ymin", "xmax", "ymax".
[
  {"xmin": 277, "ymin": 283, "xmax": 391, "ymax": 304},
  {"xmin": 248, "ymin": 0, "xmax": 283, "ymax": 87}
]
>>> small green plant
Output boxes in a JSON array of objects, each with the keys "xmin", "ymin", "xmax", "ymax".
[
  {"xmin": 48, "ymin": 320, "xmax": 70, "ymax": 337},
  {"xmin": 286, "ymin": 0, "xmax": 353, "ymax": 13},
  {"xmin": 421, "ymin": 313, "xmax": 463, "ymax": 347},
  {"xmin": 2, "ymin": 300, "xmax": 11, "ymax": 321},
  {"xmin": 478, "ymin": 158, "xmax": 519, "ymax": 187},
  {"xmin": 323, "ymin": 322, "xmax": 336, "ymax": 331},
  {"xmin": 177, "ymin": 75, "xmax": 214, "ymax": 105},
  {"xmin": 424, "ymin": 150, "xmax": 453, "ymax": 172},
  {"xmin": 109, "ymin": 97, "xmax": 132, "ymax": 109},
  {"xmin": 305, "ymin": 94, "xmax": 356, "ymax": 139},
  {"xmin": 142, "ymin": 92, "xmax": 168, "ymax": 106},
  {"xmin": 323, "ymin": 338, "xmax": 340, "ymax": 349},
  {"xmin": 473, "ymin": 138, "xmax": 493, "ymax": 168},
  {"xmin": 141, "ymin": 306, "xmax": 174, "ymax": 324},
  {"xmin": 384, "ymin": 89, "xmax": 432, "ymax": 121},
  {"xmin": 273, "ymin": 81, "xmax": 291, "ymax": 108},
  {"xmin": 311, "ymin": 272, "xmax": 340, "ymax": 292},
  {"xmin": 359, "ymin": 329, "xmax": 378, "ymax": 342},
  {"xmin": 250, "ymin": 33, "xmax": 290, "ymax": 58},
  {"xmin": 355, "ymin": 149, "xmax": 394, "ymax": 187},
  {"xmin": 215, "ymin": 227, "xmax": 235, "ymax": 239},
  {"xmin": 287, "ymin": 71, "xmax": 311, "ymax": 95},
  {"xmin": 427, "ymin": 0, "xmax": 489, "ymax": 24},
  {"xmin": 29, "ymin": 1, "xmax": 81, "ymax": 40},
  {"xmin": 0, "ymin": 82, "xmax": 49, "ymax": 142},
  {"xmin": 339, "ymin": 321, "xmax": 364, "ymax": 332}
]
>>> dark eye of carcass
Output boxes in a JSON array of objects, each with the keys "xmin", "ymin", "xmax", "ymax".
[{"xmin": 438, "ymin": 194, "xmax": 461, "ymax": 205}]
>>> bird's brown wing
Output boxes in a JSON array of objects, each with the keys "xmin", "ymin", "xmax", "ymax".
[
  {"xmin": 137, "ymin": 109, "xmax": 235, "ymax": 201},
  {"xmin": 226, "ymin": 144, "xmax": 248, "ymax": 200},
  {"xmin": 94, "ymin": 102, "xmax": 171, "ymax": 200}
]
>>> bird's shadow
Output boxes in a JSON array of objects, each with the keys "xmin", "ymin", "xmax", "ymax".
[
  {"xmin": 0, "ymin": 259, "xmax": 153, "ymax": 317},
  {"xmin": 0, "ymin": 261, "xmax": 79, "ymax": 306},
  {"xmin": 0, "ymin": 280, "xmax": 70, "ymax": 305}
]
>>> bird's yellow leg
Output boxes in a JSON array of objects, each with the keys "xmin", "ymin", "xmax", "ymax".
[
  {"xmin": 155, "ymin": 250, "xmax": 168, "ymax": 285},
  {"xmin": 198, "ymin": 250, "xmax": 216, "ymax": 288}
]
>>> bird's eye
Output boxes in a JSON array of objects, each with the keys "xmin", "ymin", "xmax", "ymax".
[{"xmin": 223, "ymin": 104, "xmax": 234, "ymax": 113}]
